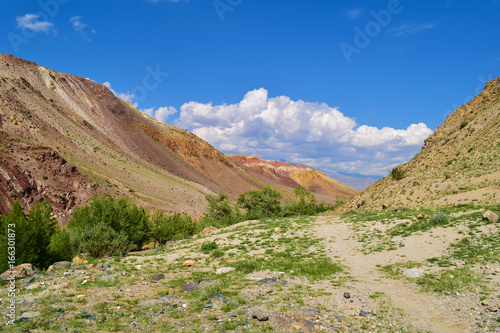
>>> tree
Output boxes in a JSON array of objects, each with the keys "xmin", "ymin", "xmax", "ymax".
[
  {"xmin": 150, "ymin": 210, "xmax": 195, "ymax": 246},
  {"xmin": 238, "ymin": 187, "xmax": 282, "ymax": 219},
  {"xmin": 0, "ymin": 200, "xmax": 61, "ymax": 271},
  {"xmin": 204, "ymin": 193, "xmax": 233, "ymax": 220}
]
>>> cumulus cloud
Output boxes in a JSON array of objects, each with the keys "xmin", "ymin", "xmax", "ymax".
[
  {"xmin": 70, "ymin": 16, "xmax": 95, "ymax": 41},
  {"xmin": 142, "ymin": 106, "xmax": 178, "ymax": 122},
  {"xmin": 176, "ymin": 88, "xmax": 433, "ymax": 175},
  {"xmin": 103, "ymin": 82, "xmax": 136, "ymax": 105},
  {"xmin": 16, "ymin": 14, "xmax": 55, "ymax": 34},
  {"xmin": 103, "ymin": 81, "xmax": 177, "ymax": 122}
]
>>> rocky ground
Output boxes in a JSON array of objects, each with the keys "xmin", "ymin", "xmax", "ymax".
[{"xmin": 1, "ymin": 204, "xmax": 500, "ymax": 332}]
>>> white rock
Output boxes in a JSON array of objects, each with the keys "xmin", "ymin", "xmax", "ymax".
[
  {"xmin": 216, "ymin": 267, "xmax": 235, "ymax": 275},
  {"xmin": 404, "ymin": 268, "xmax": 423, "ymax": 278}
]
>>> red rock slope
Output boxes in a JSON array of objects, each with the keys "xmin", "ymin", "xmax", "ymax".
[{"xmin": 229, "ymin": 155, "xmax": 357, "ymax": 198}]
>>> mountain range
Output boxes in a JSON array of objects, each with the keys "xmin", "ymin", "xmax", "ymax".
[{"xmin": 0, "ymin": 54, "xmax": 356, "ymax": 223}]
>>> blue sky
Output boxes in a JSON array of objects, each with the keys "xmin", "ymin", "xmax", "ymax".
[{"xmin": 1, "ymin": 0, "xmax": 499, "ymax": 175}]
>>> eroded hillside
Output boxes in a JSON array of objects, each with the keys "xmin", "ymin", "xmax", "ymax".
[
  {"xmin": 340, "ymin": 76, "xmax": 500, "ymax": 212},
  {"xmin": 0, "ymin": 54, "xmax": 275, "ymax": 218}
]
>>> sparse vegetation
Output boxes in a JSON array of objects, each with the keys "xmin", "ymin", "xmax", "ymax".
[{"xmin": 389, "ymin": 166, "xmax": 406, "ymax": 180}]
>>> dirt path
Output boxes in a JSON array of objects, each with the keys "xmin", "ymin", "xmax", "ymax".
[{"xmin": 315, "ymin": 217, "xmax": 472, "ymax": 333}]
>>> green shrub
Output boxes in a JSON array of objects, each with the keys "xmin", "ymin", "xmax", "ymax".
[
  {"xmin": 430, "ymin": 212, "xmax": 450, "ymax": 225},
  {"xmin": 68, "ymin": 194, "xmax": 150, "ymax": 250},
  {"xmin": 238, "ymin": 187, "xmax": 282, "ymax": 219},
  {"xmin": 211, "ymin": 248, "xmax": 224, "ymax": 258},
  {"xmin": 200, "ymin": 240, "xmax": 218, "ymax": 254},
  {"xmin": 390, "ymin": 167, "xmax": 406, "ymax": 180},
  {"xmin": 49, "ymin": 229, "xmax": 74, "ymax": 262},
  {"xmin": 150, "ymin": 211, "xmax": 195, "ymax": 245},
  {"xmin": 0, "ymin": 200, "xmax": 63, "ymax": 271},
  {"xmin": 78, "ymin": 222, "xmax": 130, "ymax": 258}
]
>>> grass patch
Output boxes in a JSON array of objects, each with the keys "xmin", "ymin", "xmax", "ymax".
[{"xmin": 416, "ymin": 267, "xmax": 483, "ymax": 294}]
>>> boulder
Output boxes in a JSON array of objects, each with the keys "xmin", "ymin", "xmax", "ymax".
[
  {"xmin": 1, "ymin": 264, "xmax": 37, "ymax": 280},
  {"xmin": 48, "ymin": 261, "xmax": 72, "ymax": 271},
  {"xmin": 483, "ymin": 210, "xmax": 499, "ymax": 223},
  {"xmin": 73, "ymin": 256, "xmax": 88, "ymax": 265},
  {"xmin": 183, "ymin": 260, "xmax": 195, "ymax": 267},
  {"xmin": 203, "ymin": 294, "xmax": 232, "ymax": 310}
]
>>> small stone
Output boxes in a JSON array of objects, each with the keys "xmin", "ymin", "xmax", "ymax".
[
  {"xmin": 216, "ymin": 267, "xmax": 235, "ymax": 274},
  {"xmin": 257, "ymin": 278, "xmax": 279, "ymax": 284},
  {"xmin": 183, "ymin": 260, "xmax": 195, "ymax": 268},
  {"xmin": 200, "ymin": 226, "xmax": 218, "ymax": 235},
  {"xmin": 73, "ymin": 256, "xmax": 87, "ymax": 265},
  {"xmin": 343, "ymin": 292, "xmax": 351, "ymax": 299},
  {"xmin": 22, "ymin": 311, "xmax": 40, "ymax": 318},
  {"xmin": 23, "ymin": 277, "xmax": 35, "ymax": 285},
  {"xmin": 404, "ymin": 268, "xmax": 423, "ymax": 278},
  {"xmin": 252, "ymin": 311, "xmax": 269, "ymax": 321},
  {"xmin": 203, "ymin": 294, "xmax": 232, "ymax": 310},
  {"xmin": 100, "ymin": 273, "xmax": 121, "ymax": 282},
  {"xmin": 103, "ymin": 264, "xmax": 112, "ymax": 271},
  {"xmin": 135, "ymin": 265, "xmax": 143, "ymax": 270},
  {"xmin": 152, "ymin": 274, "xmax": 165, "ymax": 281},
  {"xmin": 482, "ymin": 210, "xmax": 499, "ymax": 223},
  {"xmin": 359, "ymin": 310, "xmax": 371, "ymax": 317}
]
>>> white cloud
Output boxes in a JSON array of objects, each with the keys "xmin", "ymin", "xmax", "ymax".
[
  {"xmin": 387, "ymin": 23, "xmax": 435, "ymax": 37},
  {"xmin": 176, "ymin": 88, "xmax": 433, "ymax": 175},
  {"xmin": 103, "ymin": 81, "xmax": 135, "ymax": 105},
  {"xmin": 142, "ymin": 106, "xmax": 178, "ymax": 123},
  {"xmin": 70, "ymin": 16, "xmax": 95, "ymax": 41},
  {"xmin": 16, "ymin": 14, "xmax": 55, "ymax": 34},
  {"xmin": 103, "ymin": 81, "xmax": 177, "ymax": 122}
]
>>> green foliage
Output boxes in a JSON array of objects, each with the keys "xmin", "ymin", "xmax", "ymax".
[
  {"xmin": 48, "ymin": 228, "xmax": 74, "ymax": 262},
  {"xmin": 416, "ymin": 267, "xmax": 483, "ymax": 294},
  {"xmin": 116, "ymin": 197, "xmax": 150, "ymax": 250},
  {"xmin": 68, "ymin": 194, "xmax": 150, "ymax": 251},
  {"xmin": 78, "ymin": 222, "xmax": 130, "ymax": 258},
  {"xmin": 238, "ymin": 186, "xmax": 282, "ymax": 219},
  {"xmin": 150, "ymin": 210, "xmax": 195, "ymax": 245},
  {"xmin": 200, "ymin": 240, "xmax": 218, "ymax": 254},
  {"xmin": 284, "ymin": 186, "xmax": 322, "ymax": 216},
  {"xmin": 390, "ymin": 166, "xmax": 406, "ymax": 180},
  {"xmin": 198, "ymin": 194, "xmax": 245, "ymax": 230},
  {"xmin": 0, "ymin": 200, "xmax": 63, "ymax": 271},
  {"xmin": 429, "ymin": 212, "xmax": 450, "ymax": 225},
  {"xmin": 205, "ymin": 194, "xmax": 233, "ymax": 220}
]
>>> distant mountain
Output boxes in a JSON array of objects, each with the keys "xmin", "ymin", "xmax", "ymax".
[
  {"xmin": 339, "ymin": 75, "xmax": 500, "ymax": 212},
  {"xmin": 320, "ymin": 169, "xmax": 381, "ymax": 192},
  {"xmin": 229, "ymin": 155, "xmax": 358, "ymax": 199},
  {"xmin": 0, "ymin": 54, "xmax": 279, "ymax": 221}
]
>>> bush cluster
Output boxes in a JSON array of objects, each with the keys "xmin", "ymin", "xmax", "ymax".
[
  {"xmin": 0, "ymin": 200, "xmax": 71, "ymax": 271},
  {"xmin": 0, "ymin": 186, "xmax": 334, "ymax": 266}
]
